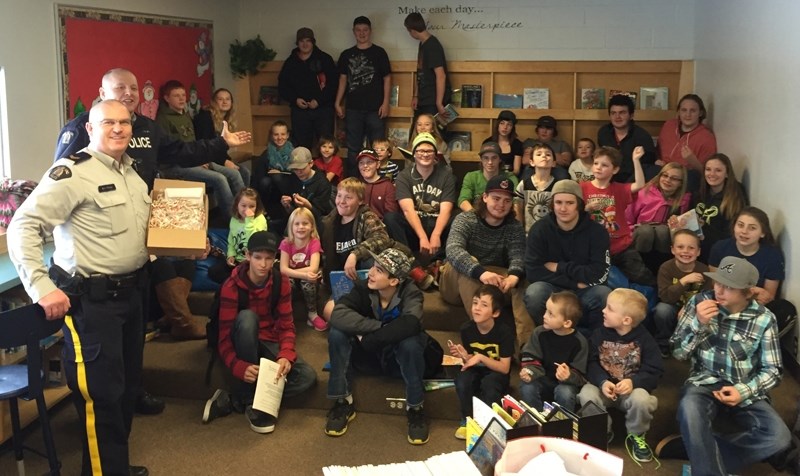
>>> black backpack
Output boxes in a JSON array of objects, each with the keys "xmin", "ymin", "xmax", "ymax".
[{"xmin": 204, "ymin": 264, "xmax": 282, "ymax": 385}]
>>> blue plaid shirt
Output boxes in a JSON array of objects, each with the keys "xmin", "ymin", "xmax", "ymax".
[{"xmin": 671, "ymin": 290, "xmax": 782, "ymax": 406}]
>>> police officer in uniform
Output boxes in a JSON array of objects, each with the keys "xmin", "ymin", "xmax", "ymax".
[
  {"xmin": 9, "ymin": 100, "xmax": 151, "ymax": 476},
  {"xmin": 55, "ymin": 67, "xmax": 252, "ymax": 190},
  {"xmin": 54, "ymin": 67, "xmax": 253, "ymax": 414}
]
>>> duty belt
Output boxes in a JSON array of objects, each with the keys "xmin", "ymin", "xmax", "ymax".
[{"xmin": 50, "ymin": 265, "xmax": 148, "ymax": 301}]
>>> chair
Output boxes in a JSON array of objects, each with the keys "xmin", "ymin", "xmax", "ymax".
[{"xmin": 0, "ymin": 304, "xmax": 63, "ymax": 475}]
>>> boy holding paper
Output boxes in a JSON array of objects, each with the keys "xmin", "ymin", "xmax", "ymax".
[{"xmin": 204, "ymin": 231, "xmax": 316, "ymax": 433}]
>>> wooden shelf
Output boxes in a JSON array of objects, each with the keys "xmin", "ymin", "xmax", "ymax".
[{"xmin": 238, "ymin": 60, "xmax": 693, "ymax": 162}]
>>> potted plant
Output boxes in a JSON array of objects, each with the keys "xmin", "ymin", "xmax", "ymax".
[{"xmin": 229, "ymin": 35, "xmax": 276, "ymax": 78}]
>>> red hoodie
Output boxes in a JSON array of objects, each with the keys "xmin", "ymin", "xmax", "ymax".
[
  {"xmin": 217, "ymin": 262, "xmax": 296, "ymax": 381},
  {"xmin": 658, "ymin": 118, "xmax": 717, "ymax": 168}
]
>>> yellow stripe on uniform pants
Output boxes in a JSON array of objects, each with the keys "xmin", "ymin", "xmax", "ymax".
[{"xmin": 65, "ymin": 314, "xmax": 103, "ymax": 475}]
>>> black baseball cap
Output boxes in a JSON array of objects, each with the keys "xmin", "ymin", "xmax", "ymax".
[{"xmin": 247, "ymin": 231, "xmax": 279, "ymax": 254}]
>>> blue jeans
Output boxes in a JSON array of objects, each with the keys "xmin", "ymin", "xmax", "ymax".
[
  {"xmin": 231, "ymin": 310, "xmax": 317, "ymax": 405},
  {"xmin": 524, "ymin": 281, "xmax": 611, "ymax": 333},
  {"xmin": 344, "ymin": 109, "xmax": 385, "ymax": 178},
  {"xmin": 162, "ymin": 163, "xmax": 246, "ymax": 220},
  {"xmin": 383, "ymin": 210, "xmax": 452, "ymax": 262},
  {"xmin": 327, "ymin": 327, "xmax": 425, "ymax": 407},
  {"xmin": 520, "ymin": 376, "xmax": 579, "ymax": 412},
  {"xmin": 650, "ymin": 302, "xmax": 678, "ymax": 350},
  {"xmin": 455, "ymin": 366, "xmax": 509, "ymax": 419},
  {"xmin": 677, "ymin": 383, "xmax": 791, "ymax": 476}
]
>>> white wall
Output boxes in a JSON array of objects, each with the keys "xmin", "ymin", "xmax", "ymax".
[
  {"xmin": 0, "ymin": 0, "xmax": 240, "ymax": 181},
  {"xmin": 694, "ymin": 1, "xmax": 798, "ymax": 313},
  {"xmin": 238, "ymin": 0, "xmax": 694, "ymax": 62}
]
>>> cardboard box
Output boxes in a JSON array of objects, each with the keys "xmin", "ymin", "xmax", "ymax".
[{"xmin": 146, "ymin": 178, "xmax": 208, "ymax": 256}]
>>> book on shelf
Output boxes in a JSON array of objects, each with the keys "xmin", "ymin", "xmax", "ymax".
[
  {"xmin": 447, "ymin": 131, "xmax": 471, "ymax": 152},
  {"xmin": 581, "ymin": 88, "xmax": 606, "ymax": 109},
  {"xmin": 434, "ymin": 103, "xmax": 459, "ymax": 126},
  {"xmin": 523, "ymin": 88, "xmax": 550, "ymax": 109},
  {"xmin": 461, "ymin": 84, "xmax": 483, "ymax": 108},
  {"xmin": 450, "ymin": 88, "xmax": 462, "ymax": 108},
  {"xmin": 389, "ymin": 85, "xmax": 399, "ymax": 107},
  {"xmin": 387, "ymin": 127, "xmax": 409, "ymax": 149},
  {"xmin": 609, "ymin": 89, "xmax": 638, "ymax": 103},
  {"xmin": 640, "ymin": 86, "xmax": 669, "ymax": 110},
  {"xmin": 492, "ymin": 93, "xmax": 523, "ymax": 109},
  {"xmin": 258, "ymin": 86, "xmax": 281, "ymax": 105}
]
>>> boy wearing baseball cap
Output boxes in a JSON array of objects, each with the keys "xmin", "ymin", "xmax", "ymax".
[
  {"xmin": 206, "ymin": 231, "xmax": 317, "ymax": 433},
  {"xmin": 386, "ymin": 132, "xmax": 456, "ymax": 261},
  {"xmin": 657, "ymin": 256, "xmax": 796, "ymax": 474},
  {"xmin": 325, "ymin": 247, "xmax": 439, "ymax": 445}
]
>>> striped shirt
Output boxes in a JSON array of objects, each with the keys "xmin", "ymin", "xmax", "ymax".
[{"xmin": 671, "ymin": 290, "xmax": 782, "ymax": 406}]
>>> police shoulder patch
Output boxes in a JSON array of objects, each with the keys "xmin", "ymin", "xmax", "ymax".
[
  {"xmin": 48, "ymin": 165, "xmax": 72, "ymax": 181},
  {"xmin": 59, "ymin": 131, "xmax": 74, "ymax": 144}
]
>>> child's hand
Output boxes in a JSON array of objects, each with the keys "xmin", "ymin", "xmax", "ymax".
[
  {"xmin": 615, "ymin": 378, "xmax": 633, "ymax": 396},
  {"xmin": 306, "ymin": 270, "xmax": 322, "ymax": 282},
  {"xmin": 280, "ymin": 195, "xmax": 293, "ymax": 209},
  {"xmin": 632, "ymin": 146, "xmax": 645, "ymax": 161},
  {"xmin": 554, "ymin": 363, "xmax": 571, "ymax": 382},
  {"xmin": 243, "ymin": 364, "xmax": 259, "ymax": 384},
  {"xmin": 696, "ymin": 298, "xmax": 719, "ymax": 325},
  {"xmin": 461, "ymin": 353, "xmax": 482, "ymax": 370},
  {"xmin": 292, "ymin": 193, "xmax": 311, "ymax": 208},
  {"xmin": 343, "ymin": 254, "xmax": 358, "ymax": 281},
  {"xmin": 226, "ymin": 256, "xmax": 236, "ymax": 267},
  {"xmin": 601, "ymin": 381, "xmax": 617, "ymax": 401},
  {"xmin": 519, "ymin": 368, "xmax": 532, "ymax": 383},
  {"xmin": 245, "ymin": 209, "xmax": 255, "ymax": 218},
  {"xmin": 680, "ymin": 272, "xmax": 705, "ymax": 286},
  {"xmin": 712, "ymin": 385, "xmax": 742, "ymax": 407}
]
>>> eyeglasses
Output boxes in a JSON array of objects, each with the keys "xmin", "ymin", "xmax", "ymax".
[
  {"xmin": 414, "ymin": 149, "xmax": 436, "ymax": 156},
  {"xmin": 660, "ymin": 173, "xmax": 683, "ymax": 182}
]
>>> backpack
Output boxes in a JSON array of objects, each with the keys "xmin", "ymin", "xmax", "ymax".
[{"xmin": 204, "ymin": 264, "xmax": 282, "ymax": 385}]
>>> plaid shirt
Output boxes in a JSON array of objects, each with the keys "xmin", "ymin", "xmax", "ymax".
[{"xmin": 671, "ymin": 290, "xmax": 782, "ymax": 406}]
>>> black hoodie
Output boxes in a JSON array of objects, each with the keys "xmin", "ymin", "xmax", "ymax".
[{"xmin": 278, "ymin": 46, "xmax": 338, "ymax": 107}]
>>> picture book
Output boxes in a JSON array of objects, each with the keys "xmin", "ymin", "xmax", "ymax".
[
  {"xmin": 581, "ymin": 88, "xmax": 606, "ymax": 109},
  {"xmin": 447, "ymin": 131, "xmax": 472, "ymax": 152},
  {"xmin": 389, "ymin": 85, "xmax": 399, "ymax": 107},
  {"xmin": 258, "ymin": 86, "xmax": 281, "ymax": 105},
  {"xmin": 640, "ymin": 86, "xmax": 669, "ymax": 110},
  {"xmin": 468, "ymin": 417, "xmax": 507, "ymax": 476},
  {"xmin": 462, "ymin": 84, "xmax": 483, "ymax": 108},
  {"xmin": 523, "ymin": 88, "xmax": 550, "ymax": 109},
  {"xmin": 329, "ymin": 269, "xmax": 369, "ymax": 301},
  {"xmin": 609, "ymin": 89, "xmax": 638, "ymax": 103},
  {"xmin": 492, "ymin": 93, "xmax": 523, "ymax": 109},
  {"xmin": 434, "ymin": 103, "xmax": 459, "ymax": 126},
  {"xmin": 387, "ymin": 127, "xmax": 409, "ymax": 149}
]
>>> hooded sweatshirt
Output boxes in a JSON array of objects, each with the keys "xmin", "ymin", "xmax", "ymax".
[
  {"xmin": 217, "ymin": 262, "xmax": 296, "ymax": 381},
  {"xmin": 657, "ymin": 118, "xmax": 717, "ymax": 168},
  {"xmin": 278, "ymin": 45, "xmax": 338, "ymax": 107},
  {"xmin": 524, "ymin": 211, "xmax": 610, "ymax": 290}
]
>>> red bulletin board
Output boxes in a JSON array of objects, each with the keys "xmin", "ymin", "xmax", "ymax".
[{"xmin": 57, "ymin": 6, "xmax": 214, "ymax": 121}]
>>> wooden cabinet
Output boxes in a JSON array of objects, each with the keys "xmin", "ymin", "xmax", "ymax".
[{"xmin": 236, "ymin": 60, "xmax": 693, "ymax": 162}]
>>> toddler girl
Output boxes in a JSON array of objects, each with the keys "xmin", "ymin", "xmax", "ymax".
[
  {"xmin": 313, "ymin": 135, "xmax": 344, "ymax": 185},
  {"xmin": 279, "ymin": 207, "xmax": 327, "ymax": 331},
  {"xmin": 227, "ymin": 187, "xmax": 268, "ymax": 267},
  {"xmin": 626, "ymin": 163, "xmax": 691, "ymax": 254},
  {"xmin": 515, "ymin": 143, "xmax": 559, "ymax": 234},
  {"xmin": 568, "ymin": 138, "xmax": 596, "ymax": 182}
]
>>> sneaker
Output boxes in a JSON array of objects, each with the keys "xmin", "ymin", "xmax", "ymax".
[
  {"xmin": 307, "ymin": 315, "xmax": 329, "ymax": 331},
  {"xmin": 245, "ymin": 405, "xmax": 276, "ymax": 434},
  {"xmin": 625, "ymin": 433, "xmax": 654, "ymax": 464},
  {"xmin": 655, "ymin": 434, "xmax": 688, "ymax": 460},
  {"xmin": 325, "ymin": 399, "xmax": 356, "ymax": 436},
  {"xmin": 455, "ymin": 419, "xmax": 467, "ymax": 440},
  {"xmin": 407, "ymin": 406, "xmax": 429, "ymax": 445},
  {"xmin": 202, "ymin": 389, "xmax": 232, "ymax": 423},
  {"xmin": 409, "ymin": 266, "xmax": 435, "ymax": 291}
]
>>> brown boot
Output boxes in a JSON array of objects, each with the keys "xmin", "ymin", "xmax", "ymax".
[{"xmin": 154, "ymin": 277, "xmax": 207, "ymax": 340}]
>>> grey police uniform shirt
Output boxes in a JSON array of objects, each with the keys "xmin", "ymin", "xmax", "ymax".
[{"xmin": 8, "ymin": 147, "xmax": 151, "ymax": 303}]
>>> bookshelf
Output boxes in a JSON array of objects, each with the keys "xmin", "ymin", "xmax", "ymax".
[{"xmin": 236, "ymin": 60, "xmax": 693, "ymax": 163}]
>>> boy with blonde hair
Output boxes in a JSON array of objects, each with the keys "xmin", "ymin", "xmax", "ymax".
[
  {"xmin": 519, "ymin": 291, "xmax": 588, "ymax": 411},
  {"xmin": 578, "ymin": 288, "xmax": 664, "ymax": 465}
]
